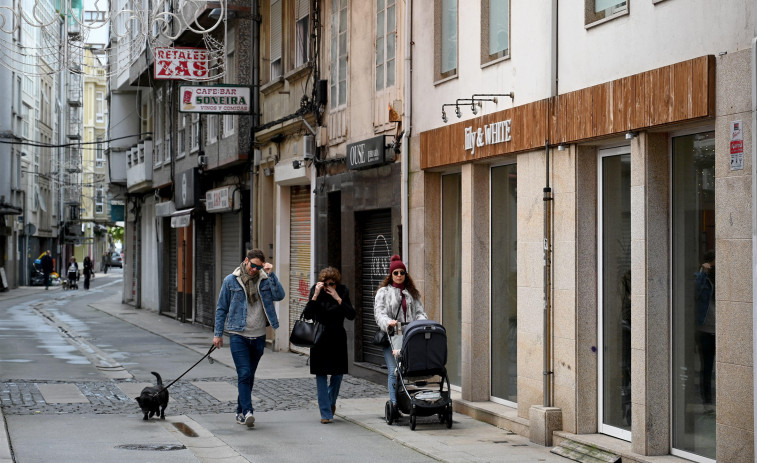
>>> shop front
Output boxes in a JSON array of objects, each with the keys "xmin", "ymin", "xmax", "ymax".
[{"xmin": 415, "ymin": 54, "xmax": 751, "ymax": 461}]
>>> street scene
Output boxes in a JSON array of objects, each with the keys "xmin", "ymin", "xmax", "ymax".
[
  {"xmin": 1, "ymin": 1, "xmax": 757, "ymax": 463},
  {"xmin": 0, "ymin": 272, "xmax": 567, "ymax": 463}
]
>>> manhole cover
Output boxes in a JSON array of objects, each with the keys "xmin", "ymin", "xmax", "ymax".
[{"xmin": 115, "ymin": 444, "xmax": 186, "ymax": 451}]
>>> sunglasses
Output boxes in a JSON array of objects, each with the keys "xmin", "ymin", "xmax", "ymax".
[
  {"xmin": 247, "ymin": 262, "xmax": 264, "ymax": 271},
  {"xmin": 325, "ymin": 282, "xmax": 336, "ymax": 287},
  {"xmin": 392, "ymin": 270, "xmax": 406, "ymax": 276}
]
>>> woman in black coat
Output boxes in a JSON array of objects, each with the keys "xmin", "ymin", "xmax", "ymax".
[{"xmin": 302, "ymin": 267, "xmax": 355, "ymax": 423}]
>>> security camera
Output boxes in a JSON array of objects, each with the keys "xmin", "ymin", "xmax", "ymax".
[{"xmin": 293, "ymin": 160, "xmax": 302, "ymax": 169}]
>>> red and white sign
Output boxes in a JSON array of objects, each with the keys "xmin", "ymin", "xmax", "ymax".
[
  {"xmin": 154, "ymin": 47, "xmax": 209, "ymax": 80},
  {"xmin": 730, "ymin": 120, "xmax": 744, "ymax": 170},
  {"xmin": 205, "ymin": 186, "xmax": 240, "ymax": 213}
]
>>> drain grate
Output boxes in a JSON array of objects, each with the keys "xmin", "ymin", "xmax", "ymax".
[{"xmin": 115, "ymin": 444, "xmax": 186, "ymax": 451}]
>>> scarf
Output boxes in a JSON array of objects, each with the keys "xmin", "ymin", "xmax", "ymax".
[
  {"xmin": 238, "ymin": 265, "xmax": 260, "ymax": 306},
  {"xmin": 392, "ymin": 282, "xmax": 407, "ymax": 319}
]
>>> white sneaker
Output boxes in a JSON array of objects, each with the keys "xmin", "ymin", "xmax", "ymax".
[{"xmin": 243, "ymin": 411, "xmax": 255, "ymax": 427}]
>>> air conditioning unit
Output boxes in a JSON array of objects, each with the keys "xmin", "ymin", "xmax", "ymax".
[{"xmin": 303, "ymin": 135, "xmax": 314, "ymax": 160}]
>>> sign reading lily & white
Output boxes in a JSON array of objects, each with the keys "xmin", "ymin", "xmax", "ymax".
[
  {"xmin": 154, "ymin": 47, "xmax": 209, "ymax": 80},
  {"xmin": 464, "ymin": 119, "xmax": 512, "ymax": 155},
  {"xmin": 179, "ymin": 85, "xmax": 252, "ymax": 114}
]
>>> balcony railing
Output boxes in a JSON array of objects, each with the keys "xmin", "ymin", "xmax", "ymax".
[{"xmin": 126, "ymin": 140, "xmax": 153, "ymax": 192}]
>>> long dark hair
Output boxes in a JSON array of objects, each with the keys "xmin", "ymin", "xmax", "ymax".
[{"xmin": 378, "ymin": 272, "xmax": 420, "ymax": 300}]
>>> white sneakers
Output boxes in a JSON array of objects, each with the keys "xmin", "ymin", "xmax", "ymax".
[{"xmin": 236, "ymin": 411, "xmax": 255, "ymax": 427}]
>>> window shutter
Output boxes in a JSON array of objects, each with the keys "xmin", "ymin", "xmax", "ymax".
[
  {"xmin": 270, "ymin": 0, "xmax": 282, "ymax": 61},
  {"xmin": 297, "ymin": 0, "xmax": 309, "ymax": 20}
]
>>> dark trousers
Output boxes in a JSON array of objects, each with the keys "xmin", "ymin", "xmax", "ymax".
[{"xmin": 697, "ymin": 331, "xmax": 716, "ymax": 404}]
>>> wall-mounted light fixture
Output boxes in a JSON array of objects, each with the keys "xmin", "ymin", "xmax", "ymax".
[
  {"xmin": 625, "ymin": 131, "xmax": 637, "ymax": 140},
  {"xmin": 292, "ymin": 160, "xmax": 302, "ymax": 169},
  {"xmin": 440, "ymin": 92, "xmax": 515, "ymax": 123},
  {"xmin": 263, "ymin": 167, "xmax": 273, "ymax": 176},
  {"xmin": 557, "ymin": 144, "xmax": 567, "ymax": 151}
]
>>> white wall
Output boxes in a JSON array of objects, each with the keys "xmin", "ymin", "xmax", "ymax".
[
  {"xmin": 413, "ymin": 0, "xmax": 755, "ymax": 136},
  {"xmin": 140, "ymin": 196, "xmax": 160, "ymax": 310}
]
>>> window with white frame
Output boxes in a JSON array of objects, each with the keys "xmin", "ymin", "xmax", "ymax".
[
  {"xmin": 224, "ymin": 29, "xmax": 236, "ymax": 137},
  {"xmin": 96, "ymin": 92, "xmax": 105, "ymax": 123},
  {"xmin": 482, "ymin": 0, "xmax": 509, "ymax": 64},
  {"xmin": 586, "ymin": 0, "xmax": 627, "ymax": 24},
  {"xmin": 208, "ymin": 114, "xmax": 218, "ymax": 142},
  {"xmin": 376, "ymin": 0, "xmax": 396, "ymax": 91},
  {"xmin": 191, "ymin": 113, "xmax": 199, "ymax": 151},
  {"xmin": 96, "ymin": 138, "xmax": 104, "ymax": 167},
  {"xmin": 330, "ymin": 0, "xmax": 348, "ymax": 108},
  {"xmin": 295, "ymin": 0, "xmax": 310, "ymax": 68},
  {"xmin": 95, "ymin": 186, "xmax": 104, "ymax": 214},
  {"xmin": 435, "ymin": 0, "xmax": 457, "ymax": 81},
  {"xmin": 270, "ymin": 0, "xmax": 282, "ymax": 79},
  {"xmin": 178, "ymin": 114, "xmax": 186, "ymax": 156},
  {"xmin": 84, "ymin": 10, "xmax": 106, "ymax": 22}
]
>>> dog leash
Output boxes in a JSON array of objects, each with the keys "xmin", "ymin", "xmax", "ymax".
[{"xmin": 154, "ymin": 344, "xmax": 217, "ymax": 395}]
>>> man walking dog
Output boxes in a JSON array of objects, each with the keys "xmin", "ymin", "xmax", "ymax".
[{"xmin": 213, "ymin": 249, "xmax": 285, "ymax": 427}]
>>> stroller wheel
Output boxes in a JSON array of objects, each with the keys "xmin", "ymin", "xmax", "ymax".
[
  {"xmin": 384, "ymin": 401, "xmax": 394, "ymax": 425},
  {"xmin": 445, "ymin": 408, "xmax": 453, "ymax": 429},
  {"xmin": 409, "ymin": 413, "xmax": 417, "ymax": 431}
]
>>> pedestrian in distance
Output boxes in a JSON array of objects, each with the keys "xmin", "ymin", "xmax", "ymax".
[
  {"xmin": 101, "ymin": 251, "xmax": 109, "ymax": 274},
  {"xmin": 82, "ymin": 256, "xmax": 93, "ymax": 290},
  {"xmin": 373, "ymin": 255, "xmax": 428, "ymax": 419},
  {"xmin": 67, "ymin": 257, "xmax": 79, "ymax": 290},
  {"xmin": 302, "ymin": 267, "xmax": 356, "ymax": 424},
  {"xmin": 213, "ymin": 249, "xmax": 285, "ymax": 428},
  {"xmin": 40, "ymin": 250, "xmax": 54, "ymax": 290}
]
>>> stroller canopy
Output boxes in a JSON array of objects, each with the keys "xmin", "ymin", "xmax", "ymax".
[{"xmin": 400, "ymin": 320, "xmax": 447, "ymax": 377}]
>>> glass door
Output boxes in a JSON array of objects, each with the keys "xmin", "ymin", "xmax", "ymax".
[
  {"xmin": 598, "ymin": 147, "xmax": 632, "ymax": 440},
  {"xmin": 491, "ymin": 164, "xmax": 517, "ymax": 403},
  {"xmin": 671, "ymin": 131, "xmax": 716, "ymax": 462}
]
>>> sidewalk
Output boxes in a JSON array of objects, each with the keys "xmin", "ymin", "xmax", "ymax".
[{"xmin": 87, "ymin": 295, "xmax": 568, "ymax": 463}]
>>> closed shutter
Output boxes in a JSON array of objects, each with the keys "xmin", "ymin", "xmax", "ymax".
[
  {"xmin": 360, "ymin": 209, "xmax": 392, "ymax": 365},
  {"xmin": 167, "ymin": 227, "xmax": 177, "ymax": 315},
  {"xmin": 220, "ymin": 212, "xmax": 242, "ymax": 277},
  {"xmin": 270, "ymin": 0, "xmax": 282, "ymax": 62},
  {"xmin": 195, "ymin": 214, "xmax": 215, "ymax": 327},
  {"xmin": 296, "ymin": 0, "xmax": 309, "ymax": 19},
  {"xmin": 289, "ymin": 185, "xmax": 311, "ymax": 350}
]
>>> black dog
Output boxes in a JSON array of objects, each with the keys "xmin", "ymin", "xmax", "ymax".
[{"xmin": 135, "ymin": 371, "xmax": 169, "ymax": 420}]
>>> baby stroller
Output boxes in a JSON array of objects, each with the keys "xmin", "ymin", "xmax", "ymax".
[
  {"xmin": 66, "ymin": 265, "xmax": 79, "ymax": 290},
  {"xmin": 384, "ymin": 319, "xmax": 453, "ymax": 430}
]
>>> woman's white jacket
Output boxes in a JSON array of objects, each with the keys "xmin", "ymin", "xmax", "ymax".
[{"xmin": 373, "ymin": 285, "xmax": 428, "ymax": 332}]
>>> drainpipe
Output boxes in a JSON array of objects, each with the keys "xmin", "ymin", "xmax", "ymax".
[
  {"xmin": 751, "ymin": 6, "xmax": 757, "ymax": 457},
  {"xmin": 542, "ymin": 0, "xmax": 559, "ymax": 409},
  {"xmin": 251, "ymin": 0, "xmax": 260, "ymax": 248},
  {"xmin": 401, "ymin": 0, "xmax": 412, "ymax": 264}
]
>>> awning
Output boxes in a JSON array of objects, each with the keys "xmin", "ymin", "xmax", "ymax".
[
  {"xmin": 0, "ymin": 203, "xmax": 22, "ymax": 215},
  {"xmin": 155, "ymin": 201, "xmax": 177, "ymax": 217},
  {"xmin": 170, "ymin": 208, "xmax": 193, "ymax": 228}
]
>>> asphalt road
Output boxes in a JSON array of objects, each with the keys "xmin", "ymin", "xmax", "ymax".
[{"xmin": 0, "ymin": 273, "xmax": 436, "ymax": 463}]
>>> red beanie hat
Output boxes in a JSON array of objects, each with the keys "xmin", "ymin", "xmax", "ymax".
[{"xmin": 389, "ymin": 255, "xmax": 406, "ymax": 274}]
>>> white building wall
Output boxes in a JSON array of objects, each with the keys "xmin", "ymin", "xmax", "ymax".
[{"xmin": 140, "ymin": 196, "xmax": 159, "ymax": 311}]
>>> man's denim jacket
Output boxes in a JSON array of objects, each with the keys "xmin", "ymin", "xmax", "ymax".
[{"xmin": 214, "ymin": 267, "xmax": 285, "ymax": 337}]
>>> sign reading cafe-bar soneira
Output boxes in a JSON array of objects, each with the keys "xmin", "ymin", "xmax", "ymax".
[{"xmin": 179, "ymin": 85, "xmax": 252, "ymax": 114}]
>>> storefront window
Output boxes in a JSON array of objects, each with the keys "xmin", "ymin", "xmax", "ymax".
[
  {"xmin": 491, "ymin": 164, "xmax": 517, "ymax": 402},
  {"xmin": 671, "ymin": 131, "xmax": 716, "ymax": 460},
  {"xmin": 599, "ymin": 149, "xmax": 631, "ymax": 439},
  {"xmin": 442, "ymin": 173, "xmax": 462, "ymax": 386}
]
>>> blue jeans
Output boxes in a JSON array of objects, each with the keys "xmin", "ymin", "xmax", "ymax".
[
  {"xmin": 382, "ymin": 345, "xmax": 398, "ymax": 404},
  {"xmin": 230, "ymin": 334, "xmax": 266, "ymax": 415},
  {"xmin": 316, "ymin": 375, "xmax": 343, "ymax": 420}
]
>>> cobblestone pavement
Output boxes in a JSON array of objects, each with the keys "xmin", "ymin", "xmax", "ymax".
[{"xmin": 1, "ymin": 375, "xmax": 386, "ymax": 416}]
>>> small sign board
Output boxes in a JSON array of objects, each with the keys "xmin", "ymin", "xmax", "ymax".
[
  {"xmin": 154, "ymin": 47, "xmax": 209, "ymax": 80},
  {"xmin": 346, "ymin": 135, "xmax": 389, "ymax": 170},
  {"xmin": 179, "ymin": 85, "xmax": 252, "ymax": 114},
  {"xmin": 730, "ymin": 120, "xmax": 744, "ymax": 171},
  {"xmin": 205, "ymin": 186, "xmax": 239, "ymax": 213}
]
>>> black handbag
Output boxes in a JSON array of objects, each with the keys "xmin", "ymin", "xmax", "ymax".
[
  {"xmin": 371, "ymin": 304, "xmax": 401, "ymax": 347},
  {"xmin": 290, "ymin": 313, "xmax": 323, "ymax": 347}
]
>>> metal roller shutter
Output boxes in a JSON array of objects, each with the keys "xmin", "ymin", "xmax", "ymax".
[
  {"xmin": 289, "ymin": 185, "xmax": 311, "ymax": 350},
  {"xmin": 360, "ymin": 209, "xmax": 392, "ymax": 365},
  {"xmin": 167, "ymin": 227, "xmax": 177, "ymax": 315},
  {"xmin": 195, "ymin": 215, "xmax": 215, "ymax": 327},
  {"xmin": 220, "ymin": 212, "xmax": 242, "ymax": 277}
]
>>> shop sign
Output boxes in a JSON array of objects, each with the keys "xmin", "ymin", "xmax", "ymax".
[
  {"xmin": 170, "ymin": 209, "xmax": 193, "ymax": 228},
  {"xmin": 154, "ymin": 47, "xmax": 209, "ymax": 80},
  {"xmin": 346, "ymin": 135, "xmax": 388, "ymax": 170},
  {"xmin": 464, "ymin": 119, "xmax": 512, "ymax": 155},
  {"xmin": 178, "ymin": 85, "xmax": 252, "ymax": 114},
  {"xmin": 730, "ymin": 120, "xmax": 744, "ymax": 171},
  {"xmin": 205, "ymin": 186, "xmax": 240, "ymax": 213}
]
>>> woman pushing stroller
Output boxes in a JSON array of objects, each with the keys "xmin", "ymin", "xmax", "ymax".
[{"xmin": 374, "ymin": 255, "xmax": 427, "ymax": 418}]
